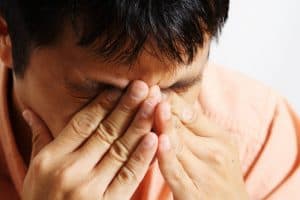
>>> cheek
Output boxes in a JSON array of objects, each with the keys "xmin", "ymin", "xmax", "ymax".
[
  {"xmin": 19, "ymin": 69, "xmax": 83, "ymax": 138},
  {"xmin": 25, "ymin": 83, "xmax": 74, "ymax": 137}
]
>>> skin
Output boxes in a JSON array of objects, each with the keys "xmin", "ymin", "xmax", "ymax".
[
  {"xmin": 12, "ymin": 25, "xmax": 206, "ymax": 164},
  {"xmin": 0, "ymin": 18, "xmax": 249, "ymax": 199}
]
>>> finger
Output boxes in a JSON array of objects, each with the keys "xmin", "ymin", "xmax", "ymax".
[
  {"xmin": 22, "ymin": 109, "xmax": 53, "ymax": 160},
  {"xmin": 90, "ymin": 84, "xmax": 158, "ymax": 186},
  {"xmin": 94, "ymin": 80, "xmax": 149, "ymax": 144},
  {"xmin": 178, "ymin": 122, "xmax": 240, "ymax": 174},
  {"xmin": 155, "ymin": 102, "xmax": 195, "ymax": 199},
  {"xmin": 47, "ymin": 88, "xmax": 122, "ymax": 155},
  {"xmin": 157, "ymin": 101, "xmax": 213, "ymax": 162},
  {"xmin": 163, "ymin": 113, "xmax": 212, "ymax": 160},
  {"xmin": 177, "ymin": 123, "xmax": 219, "ymax": 161},
  {"xmin": 154, "ymin": 101, "xmax": 181, "ymax": 150},
  {"xmin": 109, "ymin": 85, "xmax": 160, "ymax": 162},
  {"xmin": 173, "ymin": 115, "xmax": 242, "ymax": 183},
  {"xmin": 157, "ymin": 134, "xmax": 195, "ymax": 200},
  {"xmin": 104, "ymin": 133, "xmax": 158, "ymax": 199},
  {"xmin": 167, "ymin": 91, "xmax": 220, "ymax": 137},
  {"xmin": 73, "ymin": 81, "xmax": 150, "ymax": 168},
  {"xmin": 156, "ymin": 102, "xmax": 207, "ymax": 180}
]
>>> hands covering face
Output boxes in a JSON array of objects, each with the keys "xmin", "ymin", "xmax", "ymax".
[
  {"xmin": 155, "ymin": 91, "xmax": 249, "ymax": 200},
  {"xmin": 22, "ymin": 80, "xmax": 248, "ymax": 200}
]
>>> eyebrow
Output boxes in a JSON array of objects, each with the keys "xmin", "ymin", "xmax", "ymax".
[{"xmin": 66, "ymin": 70, "xmax": 203, "ymax": 93}]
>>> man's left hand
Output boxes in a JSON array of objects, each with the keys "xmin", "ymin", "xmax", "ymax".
[{"xmin": 154, "ymin": 92, "xmax": 249, "ymax": 200}]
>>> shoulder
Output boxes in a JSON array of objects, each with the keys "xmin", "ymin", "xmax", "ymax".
[
  {"xmin": 201, "ymin": 64, "xmax": 300, "ymax": 198},
  {"xmin": 199, "ymin": 63, "xmax": 281, "ymax": 172},
  {"xmin": 200, "ymin": 63, "xmax": 279, "ymax": 135}
]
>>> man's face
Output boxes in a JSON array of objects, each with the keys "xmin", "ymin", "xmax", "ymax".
[{"xmin": 13, "ymin": 27, "xmax": 210, "ymax": 137}]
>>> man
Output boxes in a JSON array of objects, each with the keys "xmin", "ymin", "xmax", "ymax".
[{"xmin": 0, "ymin": 1, "xmax": 299, "ymax": 199}]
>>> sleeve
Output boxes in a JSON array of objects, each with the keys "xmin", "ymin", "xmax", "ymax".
[
  {"xmin": 244, "ymin": 98, "xmax": 300, "ymax": 200},
  {"xmin": 0, "ymin": 147, "xmax": 19, "ymax": 200}
]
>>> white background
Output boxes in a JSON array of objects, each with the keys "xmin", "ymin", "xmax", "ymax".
[{"xmin": 211, "ymin": 0, "xmax": 300, "ymax": 112}]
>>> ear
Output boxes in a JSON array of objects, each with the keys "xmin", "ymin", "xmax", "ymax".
[{"xmin": 0, "ymin": 16, "xmax": 13, "ymax": 69}]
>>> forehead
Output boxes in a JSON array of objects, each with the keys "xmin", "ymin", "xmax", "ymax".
[{"xmin": 40, "ymin": 26, "xmax": 209, "ymax": 88}]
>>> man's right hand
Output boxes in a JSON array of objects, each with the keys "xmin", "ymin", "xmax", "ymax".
[{"xmin": 21, "ymin": 81, "xmax": 161, "ymax": 200}]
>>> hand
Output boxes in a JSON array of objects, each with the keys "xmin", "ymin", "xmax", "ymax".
[
  {"xmin": 154, "ymin": 92, "xmax": 249, "ymax": 200},
  {"xmin": 22, "ymin": 81, "xmax": 161, "ymax": 200}
]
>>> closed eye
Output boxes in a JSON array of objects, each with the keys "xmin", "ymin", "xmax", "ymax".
[
  {"xmin": 169, "ymin": 82, "xmax": 195, "ymax": 93},
  {"xmin": 167, "ymin": 73, "xmax": 202, "ymax": 93},
  {"xmin": 65, "ymin": 71, "xmax": 203, "ymax": 97}
]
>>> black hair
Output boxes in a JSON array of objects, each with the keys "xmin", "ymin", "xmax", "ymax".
[{"xmin": 0, "ymin": 0, "xmax": 229, "ymax": 76}]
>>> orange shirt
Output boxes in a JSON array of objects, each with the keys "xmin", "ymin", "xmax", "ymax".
[{"xmin": 1, "ymin": 64, "xmax": 299, "ymax": 199}]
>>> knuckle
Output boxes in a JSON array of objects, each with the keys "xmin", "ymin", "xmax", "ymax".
[
  {"xmin": 129, "ymin": 150, "xmax": 148, "ymax": 167},
  {"xmin": 118, "ymin": 102, "xmax": 132, "ymax": 114},
  {"xmin": 118, "ymin": 97, "xmax": 138, "ymax": 114},
  {"xmin": 68, "ymin": 186, "xmax": 89, "ymax": 200},
  {"xmin": 208, "ymin": 147, "xmax": 226, "ymax": 166},
  {"xmin": 173, "ymin": 118, "xmax": 181, "ymax": 130},
  {"xmin": 53, "ymin": 167, "xmax": 74, "ymax": 189},
  {"xmin": 132, "ymin": 151, "xmax": 146, "ymax": 164},
  {"xmin": 32, "ymin": 133, "xmax": 42, "ymax": 146},
  {"xmin": 89, "ymin": 102, "xmax": 107, "ymax": 118},
  {"xmin": 91, "ymin": 131, "xmax": 111, "ymax": 150},
  {"xmin": 193, "ymin": 179, "xmax": 204, "ymax": 191},
  {"xmin": 171, "ymin": 167, "xmax": 184, "ymax": 183},
  {"xmin": 95, "ymin": 95, "xmax": 114, "ymax": 111},
  {"xmin": 100, "ymin": 89, "xmax": 122, "ymax": 106},
  {"xmin": 195, "ymin": 181, "xmax": 209, "ymax": 199},
  {"xmin": 32, "ymin": 125, "xmax": 44, "ymax": 137},
  {"xmin": 108, "ymin": 140, "xmax": 130, "ymax": 164},
  {"xmin": 71, "ymin": 112, "xmax": 98, "ymax": 138},
  {"xmin": 175, "ymin": 140, "xmax": 185, "ymax": 157},
  {"xmin": 96, "ymin": 121, "xmax": 119, "ymax": 145},
  {"xmin": 130, "ymin": 121, "xmax": 148, "ymax": 135},
  {"xmin": 31, "ymin": 153, "xmax": 51, "ymax": 174},
  {"xmin": 189, "ymin": 109, "xmax": 199, "ymax": 124},
  {"xmin": 117, "ymin": 165, "xmax": 138, "ymax": 185}
]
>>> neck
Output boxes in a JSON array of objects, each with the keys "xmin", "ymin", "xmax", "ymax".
[{"xmin": 10, "ymin": 78, "xmax": 32, "ymax": 166}]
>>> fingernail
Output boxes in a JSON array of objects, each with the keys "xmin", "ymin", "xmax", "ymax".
[
  {"xmin": 22, "ymin": 110, "xmax": 33, "ymax": 127},
  {"xmin": 130, "ymin": 81, "xmax": 148, "ymax": 100},
  {"xmin": 140, "ymin": 86, "xmax": 160, "ymax": 118},
  {"xmin": 160, "ymin": 134, "xmax": 171, "ymax": 151},
  {"xmin": 181, "ymin": 108, "xmax": 194, "ymax": 122},
  {"xmin": 142, "ymin": 133, "xmax": 157, "ymax": 149},
  {"xmin": 152, "ymin": 85, "xmax": 162, "ymax": 102},
  {"xmin": 161, "ymin": 102, "xmax": 171, "ymax": 120}
]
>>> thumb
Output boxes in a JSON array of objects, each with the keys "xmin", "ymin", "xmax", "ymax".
[{"xmin": 22, "ymin": 110, "xmax": 53, "ymax": 160}]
